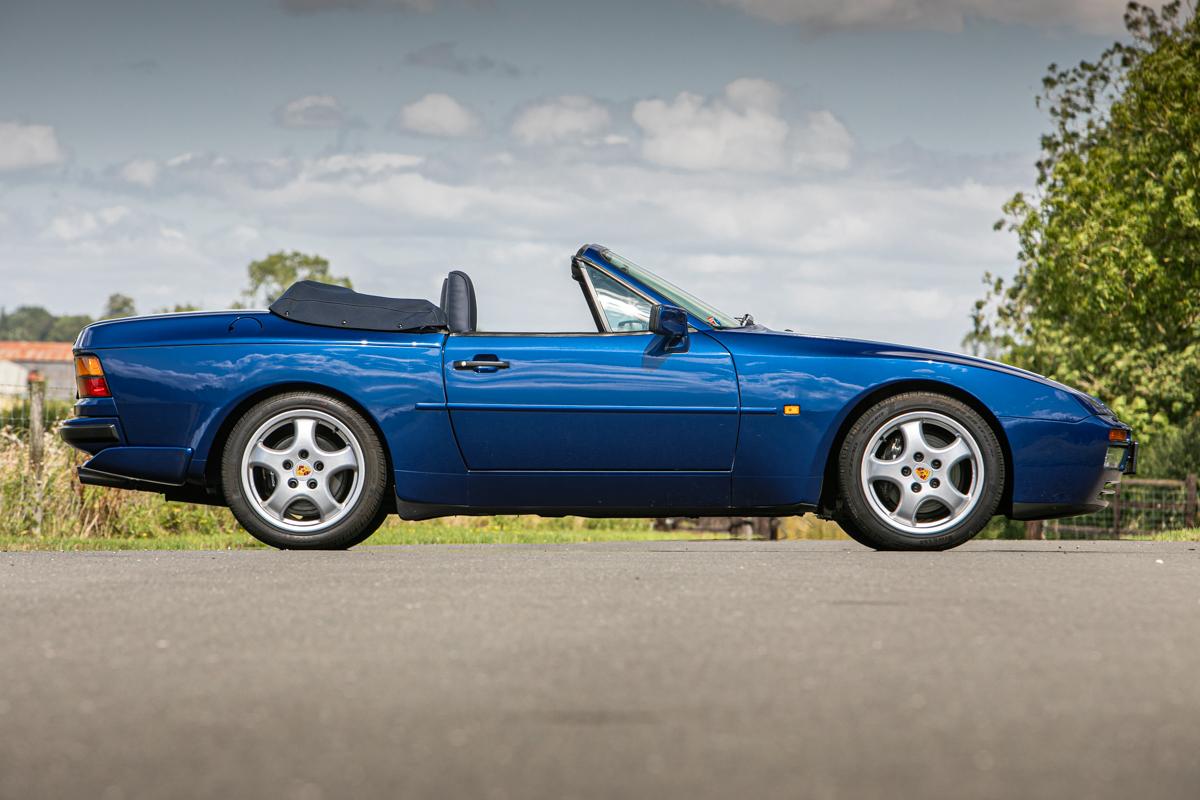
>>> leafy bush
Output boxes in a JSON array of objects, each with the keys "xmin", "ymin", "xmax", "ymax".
[{"xmin": 1136, "ymin": 417, "xmax": 1200, "ymax": 478}]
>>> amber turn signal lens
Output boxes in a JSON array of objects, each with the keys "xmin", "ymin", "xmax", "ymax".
[
  {"xmin": 1108, "ymin": 428, "xmax": 1129, "ymax": 442},
  {"xmin": 74, "ymin": 355, "xmax": 104, "ymax": 377},
  {"xmin": 783, "ymin": 404, "xmax": 800, "ymax": 416}
]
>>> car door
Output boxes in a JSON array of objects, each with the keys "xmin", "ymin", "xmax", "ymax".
[{"xmin": 441, "ymin": 266, "xmax": 739, "ymax": 508}]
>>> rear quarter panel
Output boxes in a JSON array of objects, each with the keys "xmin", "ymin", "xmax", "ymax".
[{"xmin": 76, "ymin": 312, "xmax": 467, "ymax": 502}]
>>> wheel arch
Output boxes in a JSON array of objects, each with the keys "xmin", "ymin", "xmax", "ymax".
[
  {"xmin": 204, "ymin": 382, "xmax": 395, "ymax": 497},
  {"xmin": 816, "ymin": 379, "xmax": 1013, "ymax": 518}
]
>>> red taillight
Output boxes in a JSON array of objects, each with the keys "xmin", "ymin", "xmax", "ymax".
[
  {"xmin": 75, "ymin": 355, "xmax": 112, "ymax": 398},
  {"xmin": 77, "ymin": 376, "xmax": 111, "ymax": 397}
]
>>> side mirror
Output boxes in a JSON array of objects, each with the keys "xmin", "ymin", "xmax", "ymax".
[{"xmin": 649, "ymin": 304, "xmax": 688, "ymax": 339}]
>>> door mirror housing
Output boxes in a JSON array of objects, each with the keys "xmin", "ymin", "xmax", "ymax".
[{"xmin": 649, "ymin": 304, "xmax": 689, "ymax": 340}]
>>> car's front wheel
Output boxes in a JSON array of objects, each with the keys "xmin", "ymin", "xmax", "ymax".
[
  {"xmin": 835, "ymin": 392, "xmax": 1004, "ymax": 551},
  {"xmin": 221, "ymin": 392, "xmax": 390, "ymax": 549}
]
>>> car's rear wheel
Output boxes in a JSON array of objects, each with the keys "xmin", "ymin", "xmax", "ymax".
[
  {"xmin": 836, "ymin": 392, "xmax": 1003, "ymax": 551},
  {"xmin": 221, "ymin": 392, "xmax": 390, "ymax": 549}
]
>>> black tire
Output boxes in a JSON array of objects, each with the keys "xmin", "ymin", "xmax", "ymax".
[
  {"xmin": 836, "ymin": 392, "xmax": 1004, "ymax": 551},
  {"xmin": 346, "ymin": 501, "xmax": 394, "ymax": 549},
  {"xmin": 221, "ymin": 392, "xmax": 389, "ymax": 550},
  {"xmin": 831, "ymin": 513, "xmax": 879, "ymax": 548}
]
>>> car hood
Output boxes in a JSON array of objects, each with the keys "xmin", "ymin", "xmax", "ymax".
[{"xmin": 725, "ymin": 326, "xmax": 1110, "ymax": 414}]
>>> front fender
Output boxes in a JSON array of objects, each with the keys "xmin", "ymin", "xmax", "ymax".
[{"xmin": 716, "ymin": 330, "xmax": 1089, "ymax": 508}]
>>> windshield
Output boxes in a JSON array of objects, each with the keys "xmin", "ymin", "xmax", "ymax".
[{"xmin": 600, "ymin": 249, "xmax": 741, "ymax": 329}]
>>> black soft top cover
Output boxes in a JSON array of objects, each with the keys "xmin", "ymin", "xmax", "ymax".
[{"xmin": 269, "ymin": 280, "xmax": 447, "ymax": 332}]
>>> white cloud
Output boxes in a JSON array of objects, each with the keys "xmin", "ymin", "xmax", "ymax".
[
  {"xmin": 511, "ymin": 96, "xmax": 611, "ymax": 146},
  {"xmin": 4, "ymin": 202, "xmax": 222, "ymax": 317},
  {"xmin": 45, "ymin": 206, "xmax": 132, "ymax": 241},
  {"xmin": 119, "ymin": 158, "xmax": 161, "ymax": 188},
  {"xmin": 302, "ymin": 152, "xmax": 424, "ymax": 178},
  {"xmin": 274, "ymin": 94, "xmax": 347, "ymax": 129},
  {"xmin": 133, "ymin": 149, "xmax": 556, "ymax": 227},
  {"xmin": 9, "ymin": 126, "xmax": 1024, "ymax": 351},
  {"xmin": 632, "ymin": 79, "xmax": 790, "ymax": 172},
  {"xmin": 227, "ymin": 225, "xmax": 261, "ymax": 247},
  {"xmin": 397, "ymin": 93, "xmax": 480, "ymax": 137},
  {"xmin": 0, "ymin": 122, "xmax": 66, "ymax": 171},
  {"xmin": 122, "ymin": 150, "xmax": 424, "ymax": 192},
  {"xmin": 403, "ymin": 42, "xmax": 521, "ymax": 77},
  {"xmin": 793, "ymin": 111, "xmax": 854, "ymax": 171},
  {"xmin": 709, "ymin": 0, "xmax": 1142, "ymax": 34}
]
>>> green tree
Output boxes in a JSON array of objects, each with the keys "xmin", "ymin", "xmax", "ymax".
[
  {"xmin": 102, "ymin": 293, "xmax": 138, "ymax": 320},
  {"xmin": 47, "ymin": 314, "xmax": 94, "ymax": 342},
  {"xmin": 968, "ymin": 2, "xmax": 1199, "ymax": 438},
  {"xmin": 0, "ymin": 306, "xmax": 55, "ymax": 341},
  {"xmin": 240, "ymin": 251, "xmax": 350, "ymax": 306},
  {"xmin": 0, "ymin": 307, "xmax": 92, "ymax": 342}
]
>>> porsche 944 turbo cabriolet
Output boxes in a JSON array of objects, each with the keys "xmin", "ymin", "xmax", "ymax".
[{"xmin": 61, "ymin": 244, "xmax": 1136, "ymax": 550}]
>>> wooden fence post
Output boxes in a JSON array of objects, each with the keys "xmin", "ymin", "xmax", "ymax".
[
  {"xmin": 27, "ymin": 373, "xmax": 47, "ymax": 536},
  {"xmin": 752, "ymin": 517, "xmax": 779, "ymax": 540},
  {"xmin": 1186, "ymin": 473, "xmax": 1198, "ymax": 529},
  {"xmin": 27, "ymin": 373, "xmax": 45, "ymax": 474},
  {"xmin": 1111, "ymin": 485, "xmax": 1122, "ymax": 539},
  {"xmin": 1025, "ymin": 520, "xmax": 1044, "ymax": 540}
]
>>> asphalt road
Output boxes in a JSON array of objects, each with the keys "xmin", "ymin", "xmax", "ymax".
[{"xmin": 2, "ymin": 540, "xmax": 1199, "ymax": 800}]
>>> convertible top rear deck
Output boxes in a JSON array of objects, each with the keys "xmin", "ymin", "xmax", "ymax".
[{"xmin": 269, "ymin": 280, "xmax": 447, "ymax": 332}]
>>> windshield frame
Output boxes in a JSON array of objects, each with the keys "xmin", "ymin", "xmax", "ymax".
[{"xmin": 594, "ymin": 248, "xmax": 741, "ymax": 329}]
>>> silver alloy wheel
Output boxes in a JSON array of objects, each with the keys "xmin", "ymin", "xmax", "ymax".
[
  {"xmin": 858, "ymin": 410, "xmax": 984, "ymax": 535},
  {"xmin": 239, "ymin": 408, "xmax": 365, "ymax": 534}
]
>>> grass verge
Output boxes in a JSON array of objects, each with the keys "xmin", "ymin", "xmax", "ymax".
[{"xmin": 0, "ymin": 517, "xmax": 720, "ymax": 551}]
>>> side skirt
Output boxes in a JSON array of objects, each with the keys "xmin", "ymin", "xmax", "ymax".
[{"xmin": 395, "ymin": 497, "xmax": 817, "ymax": 522}]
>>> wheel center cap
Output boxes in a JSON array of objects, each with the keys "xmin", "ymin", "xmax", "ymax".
[
  {"xmin": 295, "ymin": 464, "xmax": 312, "ymax": 477},
  {"xmin": 914, "ymin": 466, "xmax": 931, "ymax": 481}
]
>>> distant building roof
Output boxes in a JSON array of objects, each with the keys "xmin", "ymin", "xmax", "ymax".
[{"xmin": 0, "ymin": 342, "xmax": 75, "ymax": 363}]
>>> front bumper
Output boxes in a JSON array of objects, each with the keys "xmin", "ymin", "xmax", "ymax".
[
  {"xmin": 1123, "ymin": 439, "xmax": 1138, "ymax": 475},
  {"xmin": 1005, "ymin": 415, "xmax": 1135, "ymax": 521}
]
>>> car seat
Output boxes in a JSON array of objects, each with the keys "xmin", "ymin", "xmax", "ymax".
[{"xmin": 439, "ymin": 270, "xmax": 477, "ymax": 333}]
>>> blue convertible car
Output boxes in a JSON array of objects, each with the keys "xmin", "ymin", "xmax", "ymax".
[{"xmin": 62, "ymin": 244, "xmax": 1136, "ymax": 550}]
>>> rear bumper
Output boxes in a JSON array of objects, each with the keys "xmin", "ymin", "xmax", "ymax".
[
  {"xmin": 61, "ymin": 404, "xmax": 197, "ymax": 495},
  {"xmin": 77, "ymin": 465, "xmax": 179, "ymax": 491},
  {"xmin": 59, "ymin": 417, "xmax": 122, "ymax": 454},
  {"xmin": 75, "ymin": 447, "xmax": 194, "ymax": 488},
  {"xmin": 59, "ymin": 421, "xmax": 119, "ymax": 447},
  {"xmin": 60, "ymin": 419, "xmax": 193, "ymax": 489}
]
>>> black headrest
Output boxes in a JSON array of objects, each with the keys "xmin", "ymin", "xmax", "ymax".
[{"xmin": 439, "ymin": 270, "xmax": 477, "ymax": 333}]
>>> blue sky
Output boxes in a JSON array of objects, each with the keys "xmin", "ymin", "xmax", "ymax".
[{"xmin": 0, "ymin": 0, "xmax": 1139, "ymax": 348}]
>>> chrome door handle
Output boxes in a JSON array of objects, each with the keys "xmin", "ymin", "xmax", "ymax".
[{"xmin": 453, "ymin": 359, "xmax": 510, "ymax": 373}]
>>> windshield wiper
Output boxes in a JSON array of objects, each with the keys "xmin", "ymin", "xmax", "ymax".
[{"xmin": 736, "ymin": 313, "xmax": 755, "ymax": 327}]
